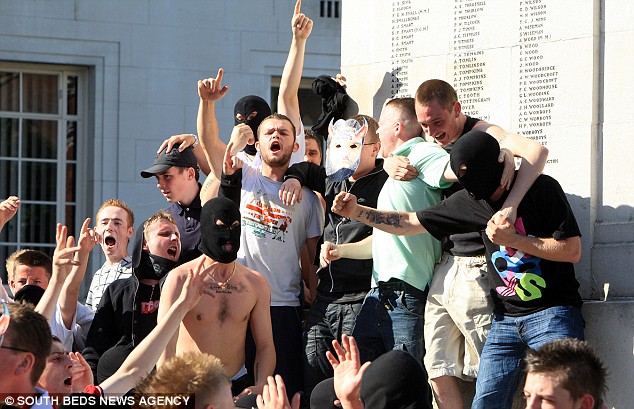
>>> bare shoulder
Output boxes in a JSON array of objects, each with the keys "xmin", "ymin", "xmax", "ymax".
[
  {"xmin": 237, "ymin": 263, "xmax": 269, "ymax": 287},
  {"xmin": 169, "ymin": 256, "xmax": 205, "ymax": 280}
]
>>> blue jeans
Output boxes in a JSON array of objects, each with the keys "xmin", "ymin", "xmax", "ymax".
[
  {"xmin": 351, "ymin": 279, "xmax": 428, "ymax": 365},
  {"xmin": 303, "ymin": 298, "xmax": 363, "ymax": 400},
  {"xmin": 471, "ymin": 306, "xmax": 585, "ymax": 409}
]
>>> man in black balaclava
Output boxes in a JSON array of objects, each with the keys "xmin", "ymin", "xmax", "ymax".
[
  {"xmin": 83, "ymin": 211, "xmax": 182, "ymax": 382},
  {"xmin": 234, "ymin": 95, "xmax": 272, "ymax": 158},
  {"xmin": 157, "ymin": 197, "xmax": 276, "ymax": 408}
]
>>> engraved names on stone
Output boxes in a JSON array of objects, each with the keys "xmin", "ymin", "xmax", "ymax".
[
  {"xmin": 517, "ymin": 0, "xmax": 559, "ymax": 164},
  {"xmin": 390, "ymin": 0, "xmax": 429, "ymax": 97}
]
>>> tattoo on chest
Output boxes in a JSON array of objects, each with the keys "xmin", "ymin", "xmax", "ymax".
[{"xmin": 208, "ymin": 281, "xmax": 248, "ymax": 294}]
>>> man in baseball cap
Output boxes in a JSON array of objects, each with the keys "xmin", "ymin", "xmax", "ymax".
[{"xmin": 141, "ymin": 144, "xmax": 201, "ymax": 263}]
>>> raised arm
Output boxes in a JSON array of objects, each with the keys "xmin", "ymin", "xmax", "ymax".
[
  {"xmin": 332, "ymin": 192, "xmax": 427, "ymax": 236},
  {"xmin": 476, "ymin": 123, "xmax": 548, "ymax": 221},
  {"xmin": 0, "ymin": 196, "xmax": 20, "ymax": 233},
  {"xmin": 59, "ymin": 218, "xmax": 98, "ymax": 329},
  {"xmin": 157, "ymin": 134, "xmax": 212, "ymax": 176},
  {"xmin": 278, "ymin": 0, "xmax": 313, "ymax": 135},
  {"xmin": 197, "ymin": 69, "xmax": 230, "ymax": 181},
  {"xmin": 36, "ymin": 224, "xmax": 80, "ymax": 321}
]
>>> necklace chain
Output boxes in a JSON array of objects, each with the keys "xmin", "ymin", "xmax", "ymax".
[{"xmin": 211, "ymin": 262, "xmax": 236, "ymax": 288}]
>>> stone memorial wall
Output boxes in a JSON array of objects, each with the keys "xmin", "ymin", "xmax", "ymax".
[{"xmin": 341, "ymin": 1, "xmax": 634, "ymax": 405}]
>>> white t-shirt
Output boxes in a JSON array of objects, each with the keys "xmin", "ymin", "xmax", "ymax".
[
  {"xmin": 237, "ymin": 161, "xmax": 323, "ymax": 306},
  {"xmin": 50, "ymin": 302, "xmax": 94, "ymax": 352}
]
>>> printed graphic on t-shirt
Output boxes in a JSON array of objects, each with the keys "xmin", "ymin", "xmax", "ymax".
[
  {"xmin": 242, "ymin": 191, "xmax": 293, "ymax": 242},
  {"xmin": 490, "ymin": 218, "xmax": 546, "ymax": 302},
  {"xmin": 140, "ymin": 300, "xmax": 159, "ymax": 314}
]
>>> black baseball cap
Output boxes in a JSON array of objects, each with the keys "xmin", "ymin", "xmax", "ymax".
[{"xmin": 140, "ymin": 143, "xmax": 198, "ymax": 178}]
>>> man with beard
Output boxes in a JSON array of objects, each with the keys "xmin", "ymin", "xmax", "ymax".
[
  {"xmin": 158, "ymin": 197, "xmax": 275, "ymax": 405},
  {"xmin": 220, "ymin": 114, "xmax": 323, "ymax": 400},
  {"xmin": 85, "ymin": 199, "xmax": 135, "ymax": 311},
  {"xmin": 195, "ymin": 0, "xmax": 311, "ymax": 182},
  {"xmin": 82, "ymin": 211, "xmax": 181, "ymax": 382}
]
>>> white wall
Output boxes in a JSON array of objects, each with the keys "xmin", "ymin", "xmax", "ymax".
[{"xmin": 340, "ymin": 0, "xmax": 634, "ymax": 406}]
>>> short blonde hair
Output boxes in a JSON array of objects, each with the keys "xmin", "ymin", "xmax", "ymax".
[
  {"xmin": 6, "ymin": 249, "xmax": 52, "ymax": 282},
  {"xmin": 136, "ymin": 352, "xmax": 230, "ymax": 409},
  {"xmin": 142, "ymin": 211, "xmax": 176, "ymax": 241}
]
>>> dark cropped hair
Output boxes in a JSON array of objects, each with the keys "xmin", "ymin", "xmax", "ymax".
[
  {"xmin": 525, "ymin": 338, "xmax": 607, "ymax": 409},
  {"xmin": 415, "ymin": 79, "xmax": 458, "ymax": 111}
]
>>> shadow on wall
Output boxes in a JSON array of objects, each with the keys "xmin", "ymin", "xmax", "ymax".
[
  {"xmin": 372, "ymin": 68, "xmax": 404, "ymax": 119},
  {"xmin": 565, "ymin": 192, "xmax": 634, "ymax": 300}
]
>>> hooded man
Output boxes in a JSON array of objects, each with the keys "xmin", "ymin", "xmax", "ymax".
[
  {"xmin": 82, "ymin": 211, "xmax": 181, "ymax": 382},
  {"xmin": 158, "ymin": 197, "xmax": 275, "ymax": 405}
]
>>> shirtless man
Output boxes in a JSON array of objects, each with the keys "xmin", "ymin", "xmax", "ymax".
[{"xmin": 158, "ymin": 196, "xmax": 275, "ymax": 401}]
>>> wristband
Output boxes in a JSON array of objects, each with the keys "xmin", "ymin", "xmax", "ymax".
[{"xmin": 191, "ymin": 134, "xmax": 199, "ymax": 149}]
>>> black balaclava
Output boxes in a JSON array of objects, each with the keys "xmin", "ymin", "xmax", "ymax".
[
  {"xmin": 132, "ymin": 226, "xmax": 177, "ymax": 281},
  {"xmin": 234, "ymin": 95, "xmax": 271, "ymax": 156},
  {"xmin": 360, "ymin": 350, "xmax": 432, "ymax": 409},
  {"xmin": 198, "ymin": 197, "xmax": 241, "ymax": 263},
  {"xmin": 450, "ymin": 130, "xmax": 504, "ymax": 201}
]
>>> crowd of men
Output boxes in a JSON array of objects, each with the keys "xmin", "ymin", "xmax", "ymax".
[{"xmin": 0, "ymin": 1, "xmax": 610, "ymax": 408}]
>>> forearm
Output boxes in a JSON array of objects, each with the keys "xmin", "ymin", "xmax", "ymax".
[
  {"xmin": 59, "ymin": 250, "xmax": 90, "ymax": 328},
  {"xmin": 337, "ymin": 236, "xmax": 373, "ymax": 260},
  {"xmin": 192, "ymin": 143, "xmax": 212, "ymax": 176},
  {"xmin": 197, "ymin": 99, "xmax": 226, "ymax": 179},
  {"xmin": 285, "ymin": 162, "xmax": 326, "ymax": 194},
  {"xmin": 219, "ymin": 169, "xmax": 242, "ymax": 206},
  {"xmin": 490, "ymin": 126, "xmax": 548, "ymax": 209},
  {"xmin": 502, "ymin": 235, "xmax": 581, "ymax": 263},
  {"xmin": 278, "ymin": 38, "xmax": 306, "ymax": 131},
  {"xmin": 101, "ymin": 300, "xmax": 188, "ymax": 394},
  {"xmin": 36, "ymin": 275, "xmax": 64, "ymax": 320},
  {"xmin": 252, "ymin": 346, "xmax": 277, "ymax": 393},
  {"xmin": 349, "ymin": 205, "xmax": 427, "ymax": 236}
]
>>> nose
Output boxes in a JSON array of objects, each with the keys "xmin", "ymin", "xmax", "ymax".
[
  {"xmin": 524, "ymin": 396, "xmax": 538, "ymax": 409},
  {"xmin": 170, "ymin": 233, "xmax": 179, "ymax": 241},
  {"xmin": 426, "ymin": 124, "xmax": 437, "ymax": 136}
]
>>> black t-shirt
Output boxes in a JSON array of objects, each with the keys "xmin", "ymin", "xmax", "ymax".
[{"xmin": 417, "ymin": 174, "xmax": 583, "ymax": 316}]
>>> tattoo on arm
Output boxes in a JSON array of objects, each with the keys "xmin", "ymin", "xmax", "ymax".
[
  {"xmin": 360, "ymin": 209, "xmax": 404, "ymax": 228},
  {"xmin": 254, "ymin": 362, "xmax": 259, "ymax": 386},
  {"xmin": 201, "ymin": 178, "xmax": 211, "ymax": 196}
]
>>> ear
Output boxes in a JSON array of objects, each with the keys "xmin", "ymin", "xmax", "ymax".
[
  {"xmin": 371, "ymin": 141, "xmax": 381, "ymax": 157},
  {"xmin": 187, "ymin": 167, "xmax": 196, "ymax": 180},
  {"xmin": 255, "ymin": 141, "xmax": 261, "ymax": 152},
  {"xmin": 292, "ymin": 141, "xmax": 300, "ymax": 153},
  {"xmin": 127, "ymin": 226, "xmax": 134, "ymax": 240},
  {"xmin": 15, "ymin": 353, "xmax": 35, "ymax": 377},
  {"xmin": 453, "ymin": 101, "xmax": 462, "ymax": 117},
  {"xmin": 579, "ymin": 394, "xmax": 596, "ymax": 409}
]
